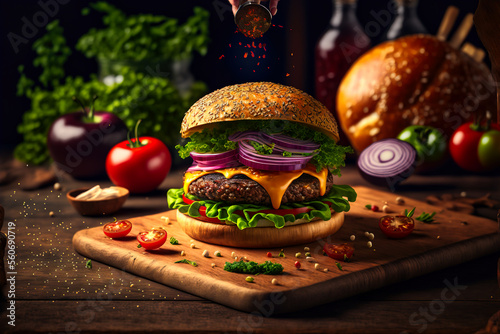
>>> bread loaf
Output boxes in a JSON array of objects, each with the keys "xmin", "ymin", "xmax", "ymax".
[{"xmin": 337, "ymin": 34, "xmax": 497, "ymax": 152}]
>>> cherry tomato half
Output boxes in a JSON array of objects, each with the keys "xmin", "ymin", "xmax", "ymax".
[
  {"xmin": 323, "ymin": 243, "xmax": 354, "ymax": 261},
  {"xmin": 137, "ymin": 229, "xmax": 167, "ymax": 250},
  {"xmin": 103, "ymin": 219, "xmax": 132, "ymax": 238},
  {"xmin": 379, "ymin": 215, "xmax": 415, "ymax": 239}
]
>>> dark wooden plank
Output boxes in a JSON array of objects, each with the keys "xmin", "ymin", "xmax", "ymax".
[{"xmin": 2, "ymin": 299, "xmax": 500, "ymax": 334}]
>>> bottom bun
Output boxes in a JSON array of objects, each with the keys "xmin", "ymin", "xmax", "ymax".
[{"xmin": 176, "ymin": 210, "xmax": 345, "ymax": 248}]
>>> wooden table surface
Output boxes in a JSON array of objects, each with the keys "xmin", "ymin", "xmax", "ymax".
[{"xmin": 1, "ymin": 159, "xmax": 499, "ymax": 333}]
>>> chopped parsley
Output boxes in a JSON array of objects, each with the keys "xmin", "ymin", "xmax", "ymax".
[
  {"xmin": 85, "ymin": 259, "xmax": 92, "ymax": 269},
  {"xmin": 169, "ymin": 236, "xmax": 179, "ymax": 245},
  {"xmin": 224, "ymin": 260, "xmax": 284, "ymax": 275}
]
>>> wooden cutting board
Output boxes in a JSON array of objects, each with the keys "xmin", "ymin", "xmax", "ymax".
[{"xmin": 72, "ymin": 186, "xmax": 500, "ymax": 314}]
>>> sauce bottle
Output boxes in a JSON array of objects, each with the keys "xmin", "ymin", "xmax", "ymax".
[
  {"xmin": 315, "ymin": 0, "xmax": 371, "ymax": 144},
  {"xmin": 380, "ymin": 0, "xmax": 428, "ymax": 42}
]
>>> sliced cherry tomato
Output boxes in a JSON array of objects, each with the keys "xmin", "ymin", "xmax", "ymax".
[
  {"xmin": 323, "ymin": 243, "xmax": 354, "ymax": 261},
  {"xmin": 137, "ymin": 228, "xmax": 167, "ymax": 250},
  {"xmin": 379, "ymin": 215, "xmax": 415, "ymax": 238},
  {"xmin": 103, "ymin": 219, "xmax": 132, "ymax": 238}
]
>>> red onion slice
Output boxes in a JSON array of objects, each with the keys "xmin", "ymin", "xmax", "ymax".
[
  {"xmin": 190, "ymin": 149, "xmax": 237, "ymax": 162},
  {"xmin": 239, "ymin": 141, "xmax": 313, "ymax": 163},
  {"xmin": 238, "ymin": 155, "xmax": 307, "ymax": 171},
  {"xmin": 357, "ymin": 139, "xmax": 416, "ymax": 190},
  {"xmin": 261, "ymin": 133, "xmax": 320, "ymax": 150},
  {"xmin": 187, "ymin": 160, "xmax": 243, "ymax": 172}
]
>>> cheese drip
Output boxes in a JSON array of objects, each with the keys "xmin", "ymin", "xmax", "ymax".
[{"xmin": 183, "ymin": 165, "xmax": 328, "ymax": 209}]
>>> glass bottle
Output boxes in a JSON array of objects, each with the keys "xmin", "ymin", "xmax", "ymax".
[
  {"xmin": 315, "ymin": 0, "xmax": 371, "ymax": 145},
  {"xmin": 380, "ymin": 0, "xmax": 428, "ymax": 42}
]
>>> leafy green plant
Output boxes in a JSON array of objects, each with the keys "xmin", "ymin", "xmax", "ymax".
[
  {"xmin": 77, "ymin": 2, "xmax": 210, "ymax": 61},
  {"xmin": 15, "ymin": 4, "xmax": 210, "ymax": 166}
]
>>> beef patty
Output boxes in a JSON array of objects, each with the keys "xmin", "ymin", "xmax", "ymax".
[{"xmin": 187, "ymin": 172, "xmax": 334, "ymax": 205}]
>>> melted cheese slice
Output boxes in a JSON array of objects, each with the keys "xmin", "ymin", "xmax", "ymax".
[{"xmin": 183, "ymin": 165, "xmax": 328, "ymax": 209}]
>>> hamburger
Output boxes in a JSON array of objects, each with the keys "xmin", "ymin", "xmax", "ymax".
[{"xmin": 167, "ymin": 82, "xmax": 356, "ymax": 248}]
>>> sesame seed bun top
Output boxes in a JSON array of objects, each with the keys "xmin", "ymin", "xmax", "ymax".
[{"xmin": 180, "ymin": 82, "xmax": 340, "ymax": 142}]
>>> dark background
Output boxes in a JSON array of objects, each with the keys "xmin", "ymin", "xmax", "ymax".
[{"xmin": 0, "ymin": 0, "xmax": 486, "ymax": 156}]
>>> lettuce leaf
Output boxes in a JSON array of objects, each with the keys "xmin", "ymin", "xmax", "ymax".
[{"xmin": 167, "ymin": 184, "xmax": 357, "ymax": 230}]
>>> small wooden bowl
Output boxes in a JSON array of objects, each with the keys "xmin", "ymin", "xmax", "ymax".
[{"xmin": 67, "ymin": 187, "xmax": 129, "ymax": 216}]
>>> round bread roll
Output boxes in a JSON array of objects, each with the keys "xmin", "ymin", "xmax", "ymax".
[
  {"xmin": 176, "ymin": 210, "xmax": 345, "ymax": 248},
  {"xmin": 337, "ymin": 34, "xmax": 497, "ymax": 153},
  {"xmin": 180, "ymin": 82, "xmax": 340, "ymax": 142}
]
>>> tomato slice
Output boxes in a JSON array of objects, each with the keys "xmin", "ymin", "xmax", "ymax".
[
  {"xmin": 137, "ymin": 228, "xmax": 167, "ymax": 250},
  {"xmin": 103, "ymin": 219, "xmax": 132, "ymax": 238},
  {"xmin": 379, "ymin": 215, "xmax": 415, "ymax": 238},
  {"xmin": 323, "ymin": 243, "xmax": 354, "ymax": 261}
]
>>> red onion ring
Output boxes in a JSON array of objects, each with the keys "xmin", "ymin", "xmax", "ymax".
[
  {"xmin": 187, "ymin": 160, "xmax": 243, "ymax": 172},
  {"xmin": 190, "ymin": 149, "xmax": 237, "ymax": 161},
  {"xmin": 357, "ymin": 138, "xmax": 416, "ymax": 189}
]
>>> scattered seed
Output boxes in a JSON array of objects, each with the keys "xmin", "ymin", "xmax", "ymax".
[
  {"xmin": 214, "ymin": 250, "xmax": 221, "ymax": 257},
  {"xmin": 202, "ymin": 250, "xmax": 209, "ymax": 258},
  {"xmin": 211, "ymin": 263, "xmax": 216, "ymax": 268},
  {"xmin": 364, "ymin": 231, "xmax": 370, "ymax": 237},
  {"xmin": 245, "ymin": 276, "xmax": 254, "ymax": 283},
  {"xmin": 190, "ymin": 243, "xmax": 196, "ymax": 249},
  {"xmin": 367, "ymin": 241, "xmax": 373, "ymax": 248},
  {"xmin": 180, "ymin": 251, "xmax": 185, "ymax": 256},
  {"xmin": 305, "ymin": 252, "xmax": 311, "ymax": 257},
  {"xmin": 323, "ymin": 268, "xmax": 329, "ymax": 273},
  {"xmin": 396, "ymin": 197, "xmax": 405, "ymax": 205},
  {"xmin": 49, "ymin": 211, "xmax": 55, "ymax": 217},
  {"xmin": 460, "ymin": 191, "xmax": 467, "ymax": 197},
  {"xmin": 314, "ymin": 263, "xmax": 320, "ymax": 270},
  {"xmin": 295, "ymin": 252, "xmax": 301, "ymax": 258},
  {"xmin": 271, "ymin": 278, "xmax": 278, "ymax": 285},
  {"xmin": 304, "ymin": 247, "xmax": 310, "ymax": 252},
  {"xmin": 437, "ymin": 236, "xmax": 441, "ymax": 239},
  {"xmin": 231, "ymin": 251, "xmax": 236, "ymax": 257},
  {"xmin": 349, "ymin": 235, "xmax": 355, "ymax": 241},
  {"xmin": 53, "ymin": 182, "xmax": 61, "ymax": 190},
  {"xmin": 130, "ymin": 284, "xmax": 134, "ymax": 287},
  {"xmin": 368, "ymin": 233, "xmax": 375, "ymax": 241},
  {"xmin": 160, "ymin": 216, "xmax": 170, "ymax": 224},
  {"xmin": 306, "ymin": 257, "xmax": 316, "ymax": 262},
  {"xmin": 382, "ymin": 205, "xmax": 390, "ymax": 213}
]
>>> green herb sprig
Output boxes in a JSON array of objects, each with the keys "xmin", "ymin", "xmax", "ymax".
[
  {"xmin": 416, "ymin": 211, "xmax": 437, "ymax": 223},
  {"xmin": 404, "ymin": 207, "xmax": 416, "ymax": 218},
  {"xmin": 169, "ymin": 236, "xmax": 179, "ymax": 245},
  {"xmin": 224, "ymin": 260, "xmax": 284, "ymax": 275},
  {"xmin": 85, "ymin": 260, "xmax": 92, "ymax": 269},
  {"xmin": 175, "ymin": 259, "xmax": 198, "ymax": 267}
]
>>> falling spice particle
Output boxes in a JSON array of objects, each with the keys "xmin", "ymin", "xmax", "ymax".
[
  {"xmin": 219, "ymin": 55, "xmax": 224, "ymax": 60},
  {"xmin": 286, "ymin": 73, "xmax": 290, "ymax": 77},
  {"xmin": 244, "ymin": 52, "xmax": 248, "ymax": 58},
  {"xmin": 251, "ymin": 51, "xmax": 255, "ymax": 57}
]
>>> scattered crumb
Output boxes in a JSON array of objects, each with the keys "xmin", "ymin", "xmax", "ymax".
[
  {"xmin": 349, "ymin": 235, "xmax": 355, "ymax": 241},
  {"xmin": 382, "ymin": 205, "xmax": 390, "ymax": 213},
  {"xmin": 304, "ymin": 247, "xmax": 310, "ymax": 252},
  {"xmin": 396, "ymin": 197, "xmax": 405, "ymax": 205},
  {"xmin": 271, "ymin": 278, "xmax": 278, "ymax": 285},
  {"xmin": 367, "ymin": 241, "xmax": 373, "ymax": 248},
  {"xmin": 314, "ymin": 263, "xmax": 320, "ymax": 270},
  {"xmin": 211, "ymin": 263, "xmax": 216, "ymax": 268},
  {"xmin": 190, "ymin": 243, "xmax": 196, "ymax": 249},
  {"xmin": 180, "ymin": 251, "xmax": 185, "ymax": 256},
  {"xmin": 368, "ymin": 233, "xmax": 375, "ymax": 241},
  {"xmin": 53, "ymin": 182, "xmax": 61, "ymax": 190},
  {"xmin": 49, "ymin": 211, "xmax": 55, "ymax": 217},
  {"xmin": 323, "ymin": 268, "xmax": 329, "ymax": 273}
]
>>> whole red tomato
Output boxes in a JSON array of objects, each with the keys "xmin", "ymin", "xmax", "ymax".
[
  {"xmin": 106, "ymin": 121, "xmax": 171, "ymax": 193},
  {"xmin": 449, "ymin": 121, "xmax": 500, "ymax": 172}
]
